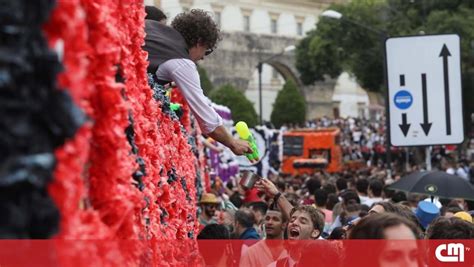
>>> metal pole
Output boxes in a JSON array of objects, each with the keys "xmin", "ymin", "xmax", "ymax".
[
  {"xmin": 426, "ymin": 145, "xmax": 433, "ymax": 203},
  {"xmin": 405, "ymin": 147, "xmax": 410, "ymax": 172},
  {"xmin": 381, "ymin": 33, "xmax": 392, "ymax": 179},
  {"xmin": 425, "ymin": 146, "xmax": 432, "ymax": 171},
  {"xmin": 258, "ymin": 62, "xmax": 263, "ymax": 125}
]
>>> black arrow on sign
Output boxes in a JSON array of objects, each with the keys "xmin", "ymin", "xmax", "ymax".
[
  {"xmin": 399, "ymin": 113, "xmax": 410, "ymax": 137},
  {"xmin": 420, "ymin": 73, "xmax": 432, "ymax": 136},
  {"xmin": 399, "ymin": 74, "xmax": 405, "ymax": 86},
  {"xmin": 440, "ymin": 44, "xmax": 452, "ymax": 135}
]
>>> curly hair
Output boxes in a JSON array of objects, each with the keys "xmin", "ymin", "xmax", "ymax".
[
  {"xmin": 290, "ymin": 205, "xmax": 325, "ymax": 235},
  {"xmin": 426, "ymin": 217, "xmax": 474, "ymax": 239},
  {"xmin": 171, "ymin": 9, "xmax": 221, "ymax": 49},
  {"xmin": 348, "ymin": 213, "xmax": 421, "ymax": 239}
]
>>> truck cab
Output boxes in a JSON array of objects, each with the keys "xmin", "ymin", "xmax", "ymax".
[{"xmin": 281, "ymin": 128, "xmax": 342, "ymax": 175}]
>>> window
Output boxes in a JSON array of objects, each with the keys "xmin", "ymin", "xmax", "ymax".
[
  {"xmin": 243, "ymin": 15, "xmax": 250, "ymax": 32},
  {"xmin": 297, "ymin": 22, "xmax": 303, "ymax": 36},
  {"xmin": 283, "ymin": 136, "xmax": 304, "ymax": 156},
  {"xmin": 359, "ymin": 108, "xmax": 366, "ymax": 119},
  {"xmin": 271, "ymin": 19, "xmax": 277, "ymax": 34},
  {"xmin": 215, "ymin": 12, "xmax": 221, "ymax": 27},
  {"xmin": 309, "ymin": 149, "xmax": 331, "ymax": 162},
  {"xmin": 272, "ymin": 68, "xmax": 278, "ymax": 79}
]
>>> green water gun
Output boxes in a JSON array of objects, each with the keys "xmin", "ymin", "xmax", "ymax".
[
  {"xmin": 235, "ymin": 121, "xmax": 259, "ymax": 162},
  {"xmin": 170, "ymin": 103, "xmax": 181, "ymax": 112}
]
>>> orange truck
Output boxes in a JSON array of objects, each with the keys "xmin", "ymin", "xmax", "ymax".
[{"xmin": 281, "ymin": 128, "xmax": 342, "ymax": 175}]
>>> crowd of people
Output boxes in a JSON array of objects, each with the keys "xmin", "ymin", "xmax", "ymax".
[
  {"xmin": 196, "ymin": 170, "xmax": 473, "ymax": 265},
  {"xmin": 291, "ymin": 116, "xmax": 474, "ymax": 181},
  {"xmin": 195, "ymin": 116, "xmax": 474, "ymax": 266},
  {"xmin": 142, "ymin": 6, "xmax": 473, "ymax": 266},
  {"xmin": 196, "ymin": 167, "xmax": 473, "ymax": 265}
]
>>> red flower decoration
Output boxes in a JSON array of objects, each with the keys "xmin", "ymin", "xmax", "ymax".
[{"xmin": 44, "ymin": 0, "xmax": 207, "ymax": 265}]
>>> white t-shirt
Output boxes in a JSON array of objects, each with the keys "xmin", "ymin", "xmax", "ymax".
[
  {"xmin": 456, "ymin": 167, "xmax": 469, "ymax": 180},
  {"xmin": 359, "ymin": 195, "xmax": 371, "ymax": 207},
  {"xmin": 365, "ymin": 197, "xmax": 384, "ymax": 208},
  {"xmin": 352, "ymin": 131, "xmax": 362, "ymax": 143},
  {"xmin": 156, "ymin": 58, "xmax": 223, "ymax": 134},
  {"xmin": 446, "ymin": 168, "xmax": 455, "ymax": 175}
]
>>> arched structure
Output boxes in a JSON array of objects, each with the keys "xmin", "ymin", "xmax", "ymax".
[
  {"xmin": 200, "ymin": 31, "xmax": 336, "ymax": 120},
  {"xmin": 201, "ymin": 31, "xmax": 302, "ymax": 90}
]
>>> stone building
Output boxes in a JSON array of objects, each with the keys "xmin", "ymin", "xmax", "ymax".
[{"xmin": 145, "ymin": 0, "xmax": 379, "ymax": 121}]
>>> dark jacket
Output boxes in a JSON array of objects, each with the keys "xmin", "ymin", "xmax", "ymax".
[
  {"xmin": 143, "ymin": 20, "xmax": 190, "ymax": 74},
  {"xmin": 239, "ymin": 227, "xmax": 260, "ymax": 240}
]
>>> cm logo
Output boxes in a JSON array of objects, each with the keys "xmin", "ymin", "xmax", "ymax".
[{"xmin": 435, "ymin": 243, "xmax": 465, "ymax": 262}]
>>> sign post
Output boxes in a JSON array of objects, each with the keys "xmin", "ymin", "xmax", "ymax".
[{"xmin": 385, "ymin": 34, "xmax": 464, "ymax": 147}]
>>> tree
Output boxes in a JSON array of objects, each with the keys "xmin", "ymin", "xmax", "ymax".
[
  {"xmin": 295, "ymin": 28, "xmax": 343, "ymax": 84},
  {"xmin": 297, "ymin": 0, "xmax": 474, "ymax": 131},
  {"xmin": 270, "ymin": 79, "xmax": 306, "ymax": 128},
  {"xmin": 209, "ymin": 84, "xmax": 258, "ymax": 127},
  {"xmin": 197, "ymin": 66, "xmax": 214, "ymax": 96},
  {"xmin": 298, "ymin": 0, "xmax": 474, "ymax": 90},
  {"xmin": 296, "ymin": 1, "xmax": 387, "ymax": 91}
]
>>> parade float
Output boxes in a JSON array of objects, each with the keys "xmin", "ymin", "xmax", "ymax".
[{"xmin": 0, "ymin": 0, "xmax": 210, "ymax": 265}]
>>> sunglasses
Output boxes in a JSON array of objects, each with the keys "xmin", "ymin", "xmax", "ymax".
[{"xmin": 205, "ymin": 48, "xmax": 214, "ymax": 56}]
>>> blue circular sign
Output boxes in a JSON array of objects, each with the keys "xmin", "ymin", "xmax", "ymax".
[{"xmin": 394, "ymin": 90, "xmax": 413, "ymax": 110}]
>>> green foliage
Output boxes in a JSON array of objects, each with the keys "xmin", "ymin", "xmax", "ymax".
[
  {"xmin": 197, "ymin": 66, "xmax": 214, "ymax": 96},
  {"xmin": 462, "ymin": 69, "xmax": 474, "ymax": 134},
  {"xmin": 296, "ymin": 1, "xmax": 389, "ymax": 91},
  {"xmin": 297, "ymin": 0, "xmax": 474, "ymax": 91},
  {"xmin": 209, "ymin": 84, "xmax": 258, "ymax": 127},
  {"xmin": 297, "ymin": 0, "xmax": 474, "ymax": 132},
  {"xmin": 296, "ymin": 29, "xmax": 343, "ymax": 84},
  {"xmin": 270, "ymin": 79, "xmax": 306, "ymax": 128}
]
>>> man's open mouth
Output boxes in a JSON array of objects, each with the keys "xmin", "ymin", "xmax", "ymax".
[{"xmin": 288, "ymin": 228, "xmax": 300, "ymax": 239}]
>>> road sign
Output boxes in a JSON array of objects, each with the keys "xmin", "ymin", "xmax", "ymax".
[
  {"xmin": 394, "ymin": 90, "xmax": 413, "ymax": 110},
  {"xmin": 385, "ymin": 34, "xmax": 464, "ymax": 146}
]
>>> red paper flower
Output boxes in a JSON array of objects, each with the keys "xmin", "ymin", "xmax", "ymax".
[{"xmin": 45, "ymin": 0, "xmax": 207, "ymax": 265}]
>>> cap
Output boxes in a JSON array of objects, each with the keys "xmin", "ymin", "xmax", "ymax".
[
  {"xmin": 415, "ymin": 201, "xmax": 440, "ymax": 229},
  {"xmin": 454, "ymin": 211, "xmax": 473, "ymax": 223},
  {"xmin": 200, "ymin": 193, "xmax": 220, "ymax": 204}
]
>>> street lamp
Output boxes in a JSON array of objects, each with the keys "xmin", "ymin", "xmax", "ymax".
[
  {"xmin": 321, "ymin": 10, "xmax": 342, "ymax": 20},
  {"xmin": 322, "ymin": 10, "xmax": 384, "ymax": 35},
  {"xmin": 257, "ymin": 45, "xmax": 296, "ymax": 125},
  {"xmin": 321, "ymin": 9, "xmax": 393, "ymax": 178}
]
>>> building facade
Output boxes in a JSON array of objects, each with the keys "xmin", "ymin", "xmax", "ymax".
[{"xmin": 145, "ymin": 0, "xmax": 367, "ymax": 121}]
